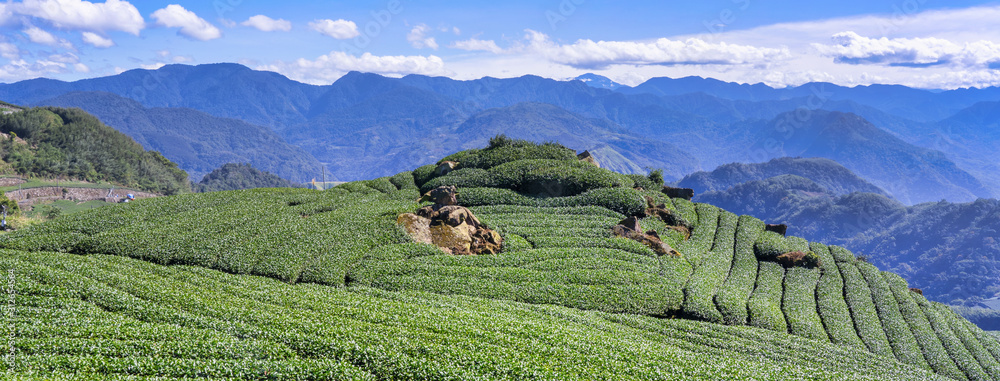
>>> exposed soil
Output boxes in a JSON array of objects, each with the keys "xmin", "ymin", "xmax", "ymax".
[{"xmin": 6, "ymin": 187, "xmax": 158, "ymax": 210}]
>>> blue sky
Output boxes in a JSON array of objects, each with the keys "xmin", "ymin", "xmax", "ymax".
[{"xmin": 3, "ymin": 0, "xmax": 1000, "ymax": 89}]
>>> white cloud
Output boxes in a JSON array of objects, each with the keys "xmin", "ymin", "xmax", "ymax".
[
  {"xmin": 151, "ymin": 4, "xmax": 221, "ymax": 41},
  {"xmin": 242, "ymin": 15, "xmax": 291, "ymax": 32},
  {"xmin": 521, "ymin": 30, "xmax": 789, "ymax": 69},
  {"xmin": 47, "ymin": 52, "xmax": 79, "ymax": 64},
  {"xmin": 0, "ymin": 4, "xmax": 10, "ymax": 26},
  {"xmin": 153, "ymin": 50, "xmax": 191, "ymax": 64},
  {"xmin": 141, "ymin": 62, "xmax": 166, "ymax": 70},
  {"xmin": 813, "ymin": 31, "xmax": 1000, "ymax": 69},
  {"xmin": 23, "ymin": 25, "xmax": 74, "ymax": 49},
  {"xmin": 308, "ymin": 19, "xmax": 359, "ymax": 39},
  {"xmin": 451, "ymin": 38, "xmax": 503, "ymax": 54},
  {"xmin": 73, "ymin": 62, "xmax": 89, "ymax": 72},
  {"xmin": 81, "ymin": 31, "xmax": 114, "ymax": 48},
  {"xmin": 259, "ymin": 51, "xmax": 448, "ymax": 85},
  {"xmin": 0, "ymin": 42, "xmax": 20, "ymax": 60},
  {"xmin": 0, "ymin": 58, "xmax": 73, "ymax": 82},
  {"xmin": 407, "ymin": 24, "xmax": 438, "ymax": 49},
  {"xmin": 13, "ymin": 0, "xmax": 144, "ymax": 35}
]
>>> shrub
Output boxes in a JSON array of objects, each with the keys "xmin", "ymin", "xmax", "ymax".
[
  {"xmin": 810, "ymin": 242, "xmax": 867, "ymax": 350},
  {"xmin": 500, "ymin": 233, "xmax": 532, "ymax": 253},
  {"xmin": 442, "ymin": 137, "xmax": 577, "ymax": 170},
  {"xmin": 519, "ymin": 166, "xmax": 632, "ymax": 197},
  {"xmin": 715, "ymin": 215, "xmax": 764, "ymax": 325},
  {"xmin": 412, "ymin": 164, "xmax": 437, "ymax": 188},
  {"xmin": 839, "ymin": 259, "xmax": 895, "ymax": 359},
  {"xmin": 421, "ymin": 168, "xmax": 497, "ymax": 192},
  {"xmin": 754, "ymin": 232, "xmax": 793, "ymax": 261},
  {"xmin": 628, "ymin": 174, "xmax": 656, "ymax": 190},
  {"xmin": 389, "ymin": 171, "xmax": 418, "ymax": 190},
  {"xmin": 359, "ymin": 177, "xmax": 397, "ymax": 194},
  {"xmin": 648, "ymin": 168, "xmax": 665, "ymax": 188}
]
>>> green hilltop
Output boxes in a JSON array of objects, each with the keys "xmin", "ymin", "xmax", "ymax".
[{"xmin": 1, "ymin": 137, "xmax": 997, "ymax": 380}]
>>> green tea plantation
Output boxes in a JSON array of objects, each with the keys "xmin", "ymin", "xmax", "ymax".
[{"xmin": 0, "ymin": 138, "xmax": 995, "ymax": 380}]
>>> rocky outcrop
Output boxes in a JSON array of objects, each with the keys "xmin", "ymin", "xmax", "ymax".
[
  {"xmin": 644, "ymin": 196, "xmax": 692, "ymax": 240},
  {"xmin": 578, "ymin": 151, "xmax": 599, "ymax": 167},
  {"xmin": 435, "ymin": 161, "xmax": 459, "ymax": 176},
  {"xmin": 765, "ymin": 224, "xmax": 788, "ymax": 236},
  {"xmin": 612, "ymin": 216, "xmax": 681, "ymax": 257},
  {"xmin": 775, "ymin": 251, "xmax": 820, "ymax": 268},
  {"xmin": 399, "ymin": 186, "xmax": 503, "ymax": 255},
  {"xmin": 662, "ymin": 186, "xmax": 694, "ymax": 200}
]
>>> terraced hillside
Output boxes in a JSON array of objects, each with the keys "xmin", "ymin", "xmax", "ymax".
[{"xmin": 0, "ymin": 138, "xmax": 997, "ymax": 380}]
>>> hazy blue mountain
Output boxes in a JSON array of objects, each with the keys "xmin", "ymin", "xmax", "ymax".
[
  {"xmin": 0, "ymin": 63, "xmax": 325, "ymax": 132},
  {"xmin": 678, "ymin": 157, "xmax": 889, "ymax": 197},
  {"xmin": 930, "ymin": 101, "xmax": 1000, "ymax": 195},
  {"xmin": 36, "ymin": 91, "xmax": 324, "ymax": 182},
  {"xmin": 738, "ymin": 110, "xmax": 993, "ymax": 204},
  {"xmin": 573, "ymin": 73, "xmax": 623, "ymax": 90},
  {"xmin": 1, "ymin": 63, "xmax": 996, "ymax": 198},
  {"xmin": 619, "ymin": 76, "xmax": 1000, "ymax": 122},
  {"xmin": 447, "ymin": 102, "xmax": 700, "ymax": 179}
]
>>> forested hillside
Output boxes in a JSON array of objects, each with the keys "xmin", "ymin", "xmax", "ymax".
[
  {"xmin": 0, "ymin": 106, "xmax": 188, "ymax": 195},
  {"xmin": 193, "ymin": 163, "xmax": 302, "ymax": 192},
  {"xmin": 1, "ymin": 138, "xmax": 996, "ymax": 380}
]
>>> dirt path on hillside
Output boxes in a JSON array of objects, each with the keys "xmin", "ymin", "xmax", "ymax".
[{"xmin": 5, "ymin": 187, "xmax": 158, "ymax": 210}]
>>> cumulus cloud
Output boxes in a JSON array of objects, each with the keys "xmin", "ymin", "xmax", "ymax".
[
  {"xmin": 309, "ymin": 19, "xmax": 359, "ymax": 39},
  {"xmin": 151, "ymin": 4, "xmax": 221, "ymax": 41},
  {"xmin": 242, "ymin": 15, "xmax": 291, "ymax": 32},
  {"xmin": 13, "ymin": 0, "xmax": 144, "ymax": 35},
  {"xmin": 451, "ymin": 38, "xmax": 503, "ymax": 54},
  {"xmin": 81, "ymin": 31, "xmax": 114, "ymax": 48},
  {"xmin": 521, "ymin": 30, "xmax": 789, "ymax": 69},
  {"xmin": 813, "ymin": 31, "xmax": 1000, "ymax": 69},
  {"xmin": 0, "ymin": 57, "xmax": 89, "ymax": 82},
  {"xmin": 259, "ymin": 51, "xmax": 447, "ymax": 85},
  {"xmin": 407, "ymin": 24, "xmax": 438, "ymax": 49},
  {"xmin": 22, "ymin": 25, "xmax": 73, "ymax": 49}
]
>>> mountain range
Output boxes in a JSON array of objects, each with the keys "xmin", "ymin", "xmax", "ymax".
[
  {"xmin": 1, "ymin": 63, "xmax": 998, "ymax": 204},
  {"xmin": 36, "ymin": 91, "xmax": 323, "ymax": 182}
]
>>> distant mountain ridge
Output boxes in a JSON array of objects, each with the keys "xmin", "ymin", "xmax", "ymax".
[
  {"xmin": 1, "ymin": 63, "xmax": 997, "ymax": 203},
  {"xmin": 678, "ymin": 157, "xmax": 889, "ymax": 197},
  {"xmin": 36, "ymin": 91, "xmax": 324, "ymax": 182}
]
